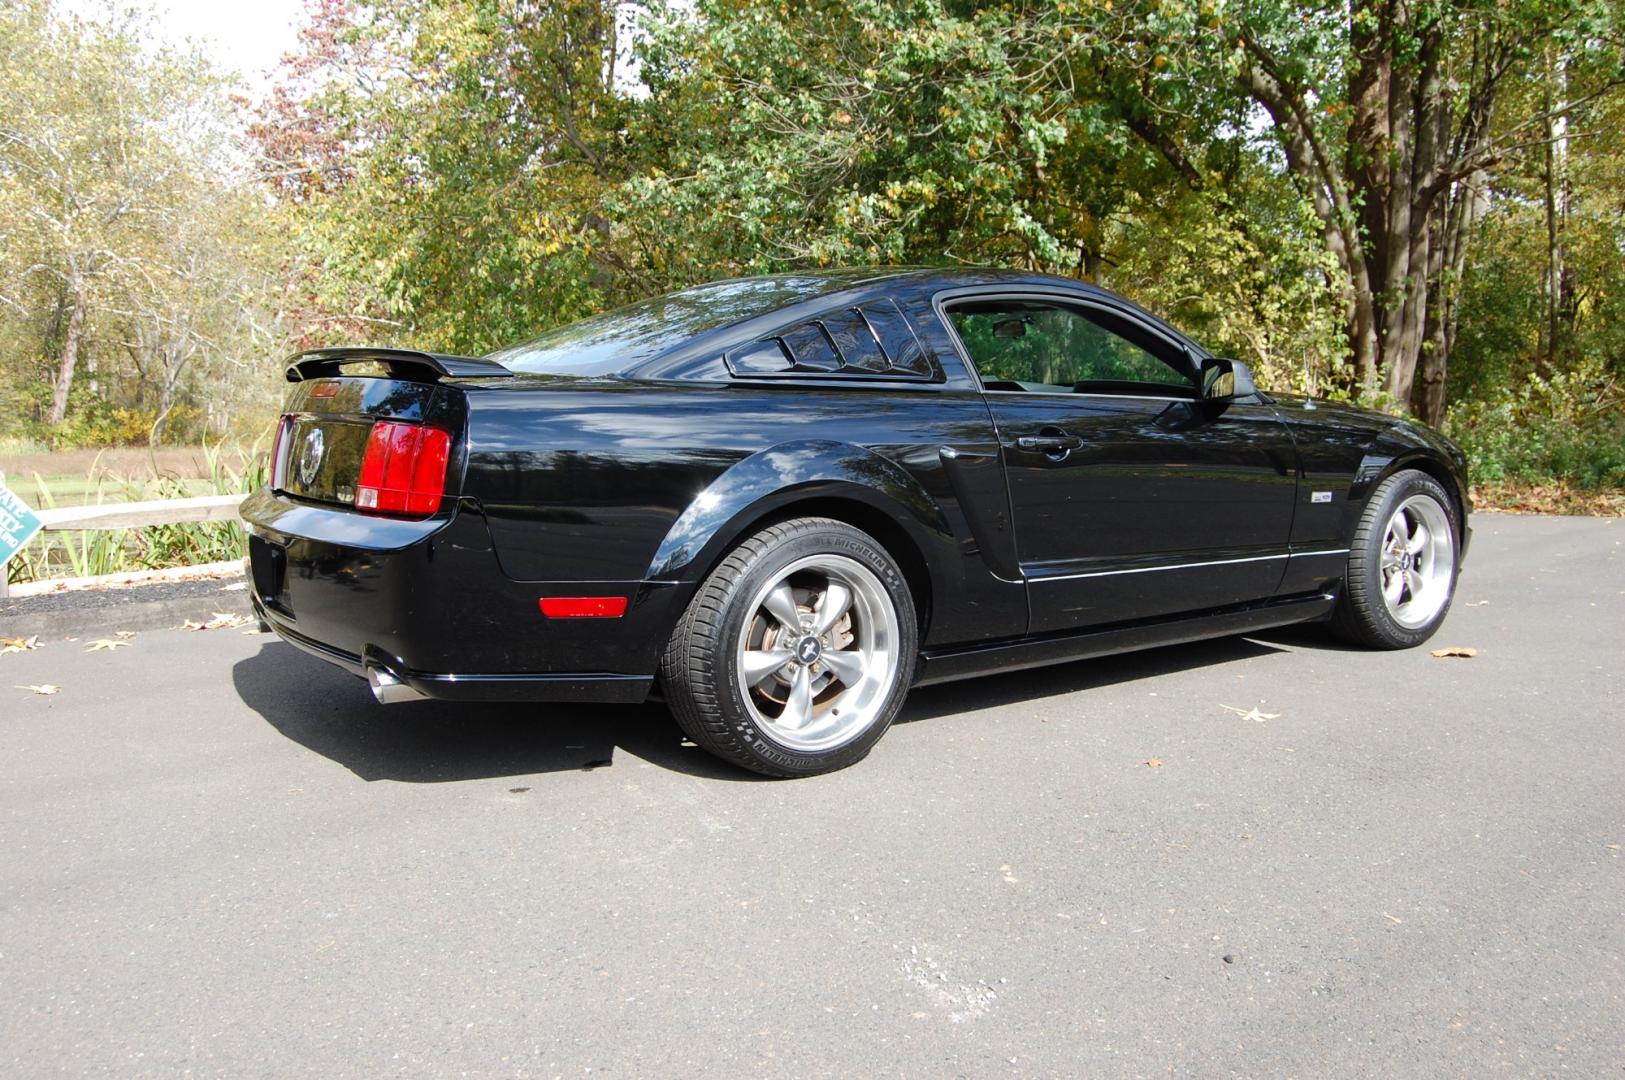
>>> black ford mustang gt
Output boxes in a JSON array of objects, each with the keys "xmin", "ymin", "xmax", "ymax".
[{"xmin": 244, "ymin": 268, "xmax": 1469, "ymax": 776}]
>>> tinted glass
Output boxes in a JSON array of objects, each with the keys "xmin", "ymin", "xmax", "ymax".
[
  {"xmin": 779, "ymin": 322, "xmax": 842, "ymax": 371},
  {"xmin": 727, "ymin": 339, "xmax": 794, "ymax": 374},
  {"xmin": 861, "ymin": 299, "xmax": 931, "ymax": 375},
  {"xmin": 949, "ymin": 300, "xmax": 1188, "ymax": 392},
  {"xmin": 822, "ymin": 309, "xmax": 889, "ymax": 372},
  {"xmin": 488, "ymin": 276, "xmax": 853, "ymax": 375}
]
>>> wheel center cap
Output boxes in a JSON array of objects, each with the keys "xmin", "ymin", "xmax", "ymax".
[{"xmin": 795, "ymin": 636, "xmax": 822, "ymax": 664}]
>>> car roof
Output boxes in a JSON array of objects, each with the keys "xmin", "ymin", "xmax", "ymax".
[{"xmin": 488, "ymin": 267, "xmax": 1203, "ymax": 380}]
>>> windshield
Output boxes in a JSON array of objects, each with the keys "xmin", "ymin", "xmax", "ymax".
[{"xmin": 486, "ymin": 275, "xmax": 868, "ymax": 376}]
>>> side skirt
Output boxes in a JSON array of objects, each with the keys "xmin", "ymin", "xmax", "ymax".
[{"xmin": 912, "ymin": 592, "xmax": 1336, "ymax": 687}]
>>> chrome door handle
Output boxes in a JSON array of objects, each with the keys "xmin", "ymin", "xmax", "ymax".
[{"xmin": 1016, "ymin": 433, "xmax": 1083, "ymax": 455}]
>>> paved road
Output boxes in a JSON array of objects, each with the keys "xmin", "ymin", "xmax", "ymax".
[{"xmin": 3, "ymin": 515, "xmax": 1620, "ymax": 1077}]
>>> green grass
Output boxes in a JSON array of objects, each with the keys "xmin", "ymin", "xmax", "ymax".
[
  {"xmin": 6, "ymin": 441, "xmax": 269, "ymax": 585},
  {"xmin": 19, "ymin": 474, "xmax": 219, "ymax": 506},
  {"xmin": 0, "ymin": 435, "xmax": 50, "ymax": 456}
]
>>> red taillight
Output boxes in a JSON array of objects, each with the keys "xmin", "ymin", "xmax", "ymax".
[
  {"xmin": 355, "ymin": 421, "xmax": 451, "ymax": 517},
  {"xmin": 539, "ymin": 596, "xmax": 629, "ymax": 618}
]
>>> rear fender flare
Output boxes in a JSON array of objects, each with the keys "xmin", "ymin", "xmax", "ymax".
[{"xmin": 645, "ymin": 440, "xmax": 951, "ymax": 586}]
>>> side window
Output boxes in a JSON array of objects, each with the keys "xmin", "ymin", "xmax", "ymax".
[
  {"xmin": 947, "ymin": 299, "xmax": 1191, "ymax": 395},
  {"xmin": 725, "ymin": 298, "xmax": 936, "ymax": 380}
]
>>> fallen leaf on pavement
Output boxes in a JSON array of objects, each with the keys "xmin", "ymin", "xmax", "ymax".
[
  {"xmin": 84, "ymin": 639, "xmax": 129, "ymax": 652},
  {"xmin": 182, "ymin": 612, "xmax": 252, "ymax": 631},
  {"xmin": 114, "ymin": 631, "xmax": 136, "ymax": 639},
  {"xmin": 1430, "ymin": 646, "xmax": 1478, "ymax": 658},
  {"xmin": 16, "ymin": 684, "xmax": 60, "ymax": 695},
  {"xmin": 1, "ymin": 635, "xmax": 41, "ymax": 655},
  {"xmin": 1221, "ymin": 703, "xmax": 1281, "ymax": 723},
  {"xmin": 1145, "ymin": 758, "xmax": 1164, "ymax": 768}
]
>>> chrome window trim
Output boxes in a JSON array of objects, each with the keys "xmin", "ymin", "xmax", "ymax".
[
  {"xmin": 982, "ymin": 389, "xmax": 1196, "ymax": 404},
  {"xmin": 931, "ymin": 287, "xmax": 1200, "ymax": 398}
]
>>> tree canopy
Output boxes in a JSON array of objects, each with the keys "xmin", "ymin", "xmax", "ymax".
[{"xmin": 2, "ymin": 0, "xmax": 1621, "ymax": 491}]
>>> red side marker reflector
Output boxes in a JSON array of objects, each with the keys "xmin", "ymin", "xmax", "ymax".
[{"xmin": 539, "ymin": 596, "xmax": 629, "ymax": 619}]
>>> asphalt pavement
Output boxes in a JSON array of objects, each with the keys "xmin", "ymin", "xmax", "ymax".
[{"xmin": 2, "ymin": 514, "xmax": 1620, "ymax": 1078}]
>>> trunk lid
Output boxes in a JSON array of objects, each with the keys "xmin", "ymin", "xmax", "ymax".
[{"xmin": 273, "ymin": 374, "xmax": 470, "ymax": 512}]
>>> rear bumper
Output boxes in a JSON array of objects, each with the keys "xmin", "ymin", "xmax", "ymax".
[
  {"xmin": 254, "ymin": 595, "xmax": 653, "ymax": 703},
  {"xmin": 242, "ymin": 488, "xmax": 685, "ymax": 703}
]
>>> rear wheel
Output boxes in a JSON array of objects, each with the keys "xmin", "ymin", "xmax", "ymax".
[
  {"xmin": 660, "ymin": 517, "xmax": 917, "ymax": 777},
  {"xmin": 1330, "ymin": 469, "xmax": 1459, "ymax": 649}
]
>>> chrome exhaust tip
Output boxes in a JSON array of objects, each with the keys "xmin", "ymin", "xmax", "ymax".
[{"xmin": 366, "ymin": 660, "xmax": 426, "ymax": 704}]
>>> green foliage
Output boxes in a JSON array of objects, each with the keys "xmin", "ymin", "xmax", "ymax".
[
  {"xmin": 6, "ymin": 439, "xmax": 269, "ymax": 584},
  {"xmin": 256, "ymin": 0, "xmax": 628, "ymax": 354},
  {"xmin": 2, "ymin": 0, "xmax": 1621, "ymax": 522},
  {"xmin": 1448, "ymin": 359, "xmax": 1625, "ymax": 488},
  {"xmin": 0, "ymin": 0, "xmax": 292, "ymax": 449},
  {"xmin": 608, "ymin": 0, "xmax": 1351, "ymax": 402}
]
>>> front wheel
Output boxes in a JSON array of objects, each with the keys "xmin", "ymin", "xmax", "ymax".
[
  {"xmin": 660, "ymin": 517, "xmax": 917, "ymax": 777},
  {"xmin": 1329, "ymin": 469, "xmax": 1460, "ymax": 649}
]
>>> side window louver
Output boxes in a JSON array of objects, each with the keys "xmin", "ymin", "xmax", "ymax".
[{"xmin": 725, "ymin": 298, "xmax": 935, "ymax": 380}]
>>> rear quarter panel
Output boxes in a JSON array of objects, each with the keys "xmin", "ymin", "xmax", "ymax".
[{"xmin": 460, "ymin": 378, "xmax": 1025, "ymax": 648}]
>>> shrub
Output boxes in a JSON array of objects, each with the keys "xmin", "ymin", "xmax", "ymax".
[{"xmin": 1447, "ymin": 358, "xmax": 1625, "ymax": 489}]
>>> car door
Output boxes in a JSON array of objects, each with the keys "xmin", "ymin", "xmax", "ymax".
[{"xmin": 941, "ymin": 291, "xmax": 1300, "ymax": 633}]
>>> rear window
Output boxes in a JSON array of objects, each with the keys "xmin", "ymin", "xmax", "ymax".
[{"xmin": 486, "ymin": 277, "xmax": 858, "ymax": 376}]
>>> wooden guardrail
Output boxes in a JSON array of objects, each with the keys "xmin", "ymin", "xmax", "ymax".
[
  {"xmin": 34, "ymin": 493, "xmax": 246, "ymax": 531},
  {"xmin": 1, "ymin": 493, "xmax": 247, "ymax": 599}
]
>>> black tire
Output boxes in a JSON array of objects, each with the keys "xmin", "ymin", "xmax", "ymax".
[
  {"xmin": 660, "ymin": 517, "xmax": 918, "ymax": 777},
  {"xmin": 1329, "ymin": 468, "xmax": 1460, "ymax": 649}
]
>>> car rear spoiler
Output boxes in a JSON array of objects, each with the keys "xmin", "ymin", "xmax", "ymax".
[{"xmin": 285, "ymin": 347, "xmax": 514, "ymax": 383}]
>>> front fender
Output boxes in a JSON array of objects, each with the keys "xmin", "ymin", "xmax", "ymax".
[
  {"xmin": 1352, "ymin": 420, "xmax": 1472, "ymax": 531},
  {"xmin": 645, "ymin": 440, "xmax": 951, "ymax": 584}
]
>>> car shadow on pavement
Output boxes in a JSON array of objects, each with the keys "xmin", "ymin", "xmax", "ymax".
[
  {"xmin": 1243, "ymin": 623, "xmax": 1375, "ymax": 653},
  {"xmin": 231, "ymin": 640, "xmax": 764, "ymax": 783},
  {"xmin": 234, "ymin": 627, "xmax": 1332, "ymax": 783}
]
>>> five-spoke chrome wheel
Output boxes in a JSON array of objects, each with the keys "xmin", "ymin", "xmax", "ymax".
[
  {"xmin": 1378, "ymin": 493, "xmax": 1455, "ymax": 629},
  {"xmin": 734, "ymin": 553, "xmax": 900, "ymax": 753}
]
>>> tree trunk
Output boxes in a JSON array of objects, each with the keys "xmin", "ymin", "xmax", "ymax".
[
  {"xmin": 1543, "ymin": 48, "xmax": 1572, "ymax": 367},
  {"xmin": 1414, "ymin": 171, "xmax": 1487, "ymax": 425},
  {"xmin": 48, "ymin": 281, "xmax": 87, "ymax": 428}
]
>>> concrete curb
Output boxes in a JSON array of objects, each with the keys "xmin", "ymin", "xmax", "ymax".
[{"xmin": 0, "ymin": 571, "xmax": 254, "ymax": 640}]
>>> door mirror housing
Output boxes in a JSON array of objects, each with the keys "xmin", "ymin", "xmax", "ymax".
[{"xmin": 1200, "ymin": 357, "xmax": 1256, "ymax": 401}]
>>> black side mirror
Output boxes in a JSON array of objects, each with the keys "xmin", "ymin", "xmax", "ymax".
[{"xmin": 1200, "ymin": 356, "xmax": 1256, "ymax": 401}]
